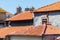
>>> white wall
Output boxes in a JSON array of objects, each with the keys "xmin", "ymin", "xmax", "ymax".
[
  {"xmin": 49, "ymin": 11, "xmax": 60, "ymax": 27},
  {"xmin": 34, "ymin": 11, "xmax": 60, "ymax": 27},
  {"xmin": 10, "ymin": 36, "xmax": 42, "ymax": 40},
  {"xmin": 34, "ymin": 13, "xmax": 47, "ymax": 26},
  {"xmin": 34, "ymin": 16, "xmax": 42, "ymax": 26}
]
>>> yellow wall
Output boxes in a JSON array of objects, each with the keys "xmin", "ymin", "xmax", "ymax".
[{"xmin": 0, "ymin": 12, "xmax": 6, "ymax": 20}]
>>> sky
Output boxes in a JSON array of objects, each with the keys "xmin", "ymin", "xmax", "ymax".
[{"xmin": 0, "ymin": 0, "xmax": 59, "ymax": 14}]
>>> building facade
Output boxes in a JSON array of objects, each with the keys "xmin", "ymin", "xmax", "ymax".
[
  {"xmin": 5, "ymin": 24, "xmax": 60, "ymax": 40},
  {"xmin": 6, "ymin": 2, "xmax": 60, "ymax": 28},
  {"xmin": 6, "ymin": 11, "xmax": 33, "ymax": 27},
  {"xmin": 1, "ymin": 1, "xmax": 60, "ymax": 40},
  {"xmin": 0, "ymin": 8, "xmax": 14, "ymax": 28},
  {"xmin": 34, "ymin": 2, "xmax": 60, "ymax": 27}
]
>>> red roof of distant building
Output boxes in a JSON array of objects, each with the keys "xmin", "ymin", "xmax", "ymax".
[
  {"xmin": 6, "ymin": 11, "xmax": 33, "ymax": 21},
  {"xmin": 34, "ymin": 1, "xmax": 60, "ymax": 12}
]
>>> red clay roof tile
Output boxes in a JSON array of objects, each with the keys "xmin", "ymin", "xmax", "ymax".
[
  {"xmin": 8, "ymin": 24, "xmax": 60, "ymax": 36},
  {"xmin": 0, "ymin": 25, "xmax": 45, "ymax": 38},
  {"xmin": 6, "ymin": 11, "xmax": 33, "ymax": 21},
  {"xmin": 9, "ymin": 24, "xmax": 45, "ymax": 36},
  {"xmin": 0, "ymin": 26, "xmax": 33, "ymax": 38},
  {"xmin": 0, "ymin": 24, "xmax": 60, "ymax": 38},
  {"xmin": 34, "ymin": 1, "xmax": 60, "ymax": 12},
  {"xmin": 45, "ymin": 25, "xmax": 60, "ymax": 35}
]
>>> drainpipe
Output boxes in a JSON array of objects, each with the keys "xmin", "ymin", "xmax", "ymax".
[{"xmin": 42, "ymin": 23, "xmax": 47, "ymax": 40}]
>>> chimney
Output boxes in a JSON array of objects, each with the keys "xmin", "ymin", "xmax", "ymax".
[
  {"xmin": 15, "ymin": 6, "xmax": 22, "ymax": 15},
  {"xmin": 25, "ymin": 8, "xmax": 30, "ymax": 11},
  {"xmin": 29, "ymin": 7, "xmax": 35, "ymax": 11},
  {"xmin": 25, "ymin": 7, "xmax": 35, "ymax": 11}
]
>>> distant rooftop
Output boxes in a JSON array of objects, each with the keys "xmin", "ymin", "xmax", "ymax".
[
  {"xmin": 34, "ymin": 1, "xmax": 60, "ymax": 12},
  {"xmin": 6, "ymin": 11, "xmax": 33, "ymax": 21},
  {"xmin": 0, "ymin": 8, "xmax": 6, "ymax": 12}
]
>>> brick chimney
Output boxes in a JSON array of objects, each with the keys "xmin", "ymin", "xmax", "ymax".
[{"xmin": 15, "ymin": 6, "xmax": 22, "ymax": 15}]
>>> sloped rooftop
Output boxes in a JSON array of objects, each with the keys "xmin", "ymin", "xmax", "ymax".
[
  {"xmin": 0, "ymin": 24, "xmax": 45, "ymax": 38},
  {"xmin": 6, "ymin": 11, "xmax": 33, "ymax": 21},
  {"xmin": 34, "ymin": 1, "xmax": 60, "ymax": 12},
  {"xmin": 0, "ymin": 24, "xmax": 60, "ymax": 38},
  {"xmin": 0, "ymin": 8, "xmax": 6, "ymax": 12},
  {"xmin": 45, "ymin": 25, "xmax": 60, "ymax": 35}
]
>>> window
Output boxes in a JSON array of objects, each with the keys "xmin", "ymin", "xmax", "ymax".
[{"xmin": 42, "ymin": 19, "xmax": 47, "ymax": 24}]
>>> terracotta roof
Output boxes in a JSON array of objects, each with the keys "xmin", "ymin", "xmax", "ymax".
[
  {"xmin": 8, "ymin": 24, "xmax": 45, "ymax": 36},
  {"xmin": 0, "ymin": 25, "xmax": 45, "ymax": 38},
  {"xmin": 0, "ymin": 8, "xmax": 6, "ymax": 12},
  {"xmin": 0, "ymin": 24, "xmax": 60, "ymax": 38},
  {"xmin": 0, "ymin": 26, "xmax": 33, "ymax": 38},
  {"xmin": 34, "ymin": 1, "xmax": 60, "ymax": 12},
  {"xmin": 7, "ymin": 24, "xmax": 60, "ymax": 36},
  {"xmin": 45, "ymin": 25, "xmax": 60, "ymax": 35},
  {"xmin": 6, "ymin": 11, "xmax": 33, "ymax": 21}
]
